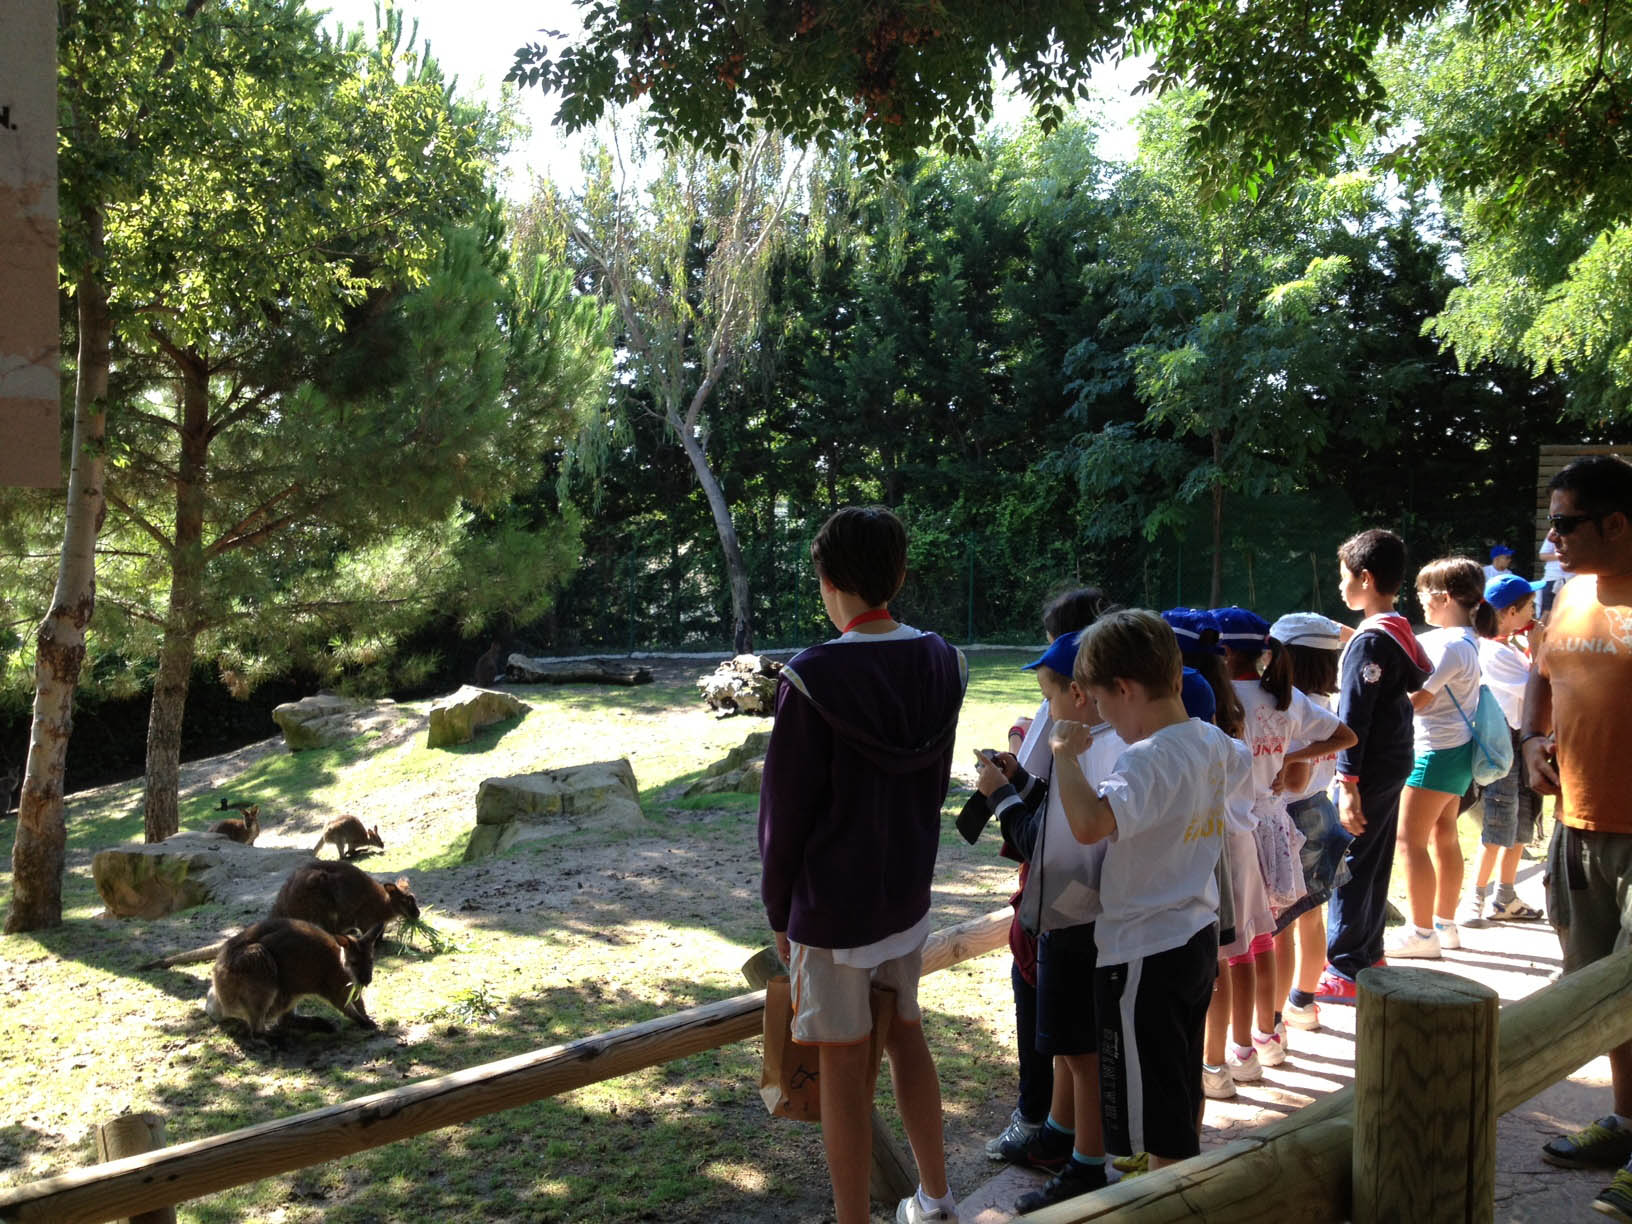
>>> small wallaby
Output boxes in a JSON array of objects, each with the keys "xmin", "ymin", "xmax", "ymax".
[
  {"xmin": 203, "ymin": 917, "xmax": 383, "ymax": 1036},
  {"xmin": 314, "ymin": 815, "xmax": 384, "ymax": 859},
  {"xmin": 210, "ymin": 803, "xmax": 260, "ymax": 844},
  {"xmin": 273, "ymin": 860, "xmax": 419, "ymax": 934}
]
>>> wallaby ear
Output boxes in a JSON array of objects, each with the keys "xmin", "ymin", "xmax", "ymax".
[
  {"xmin": 246, "ymin": 805, "xmax": 259, "ymax": 820},
  {"xmin": 395, "ymin": 876, "xmax": 410, "ymax": 890},
  {"xmin": 371, "ymin": 824, "xmax": 382, "ymax": 838},
  {"xmin": 362, "ymin": 922, "xmax": 385, "ymax": 947}
]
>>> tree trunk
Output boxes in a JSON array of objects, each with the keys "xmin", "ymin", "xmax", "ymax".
[
  {"xmin": 1210, "ymin": 428, "xmax": 1224, "ymax": 608},
  {"xmin": 6, "ymin": 248, "xmax": 109, "ymax": 933},
  {"xmin": 142, "ymin": 353, "xmax": 209, "ymax": 842},
  {"xmin": 673, "ymin": 417, "xmax": 753, "ymax": 653}
]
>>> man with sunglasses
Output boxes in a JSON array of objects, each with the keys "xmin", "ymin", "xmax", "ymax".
[{"xmin": 1523, "ymin": 454, "xmax": 1632, "ymax": 1221}]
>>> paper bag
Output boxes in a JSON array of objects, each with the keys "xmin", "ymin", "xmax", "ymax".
[{"xmin": 759, "ymin": 975, "xmax": 895, "ymax": 1121}]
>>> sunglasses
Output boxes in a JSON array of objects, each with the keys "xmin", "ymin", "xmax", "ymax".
[{"xmin": 1548, "ymin": 512, "xmax": 1602, "ymax": 535}]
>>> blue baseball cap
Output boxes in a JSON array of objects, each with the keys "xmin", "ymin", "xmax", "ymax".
[
  {"xmin": 1212, "ymin": 605, "xmax": 1271, "ymax": 650},
  {"xmin": 1485, "ymin": 571, "xmax": 1544, "ymax": 611},
  {"xmin": 1022, "ymin": 628, "xmax": 1082, "ymax": 677},
  {"xmin": 1162, "ymin": 607, "xmax": 1224, "ymax": 656},
  {"xmin": 1490, "ymin": 544, "xmax": 1514, "ymax": 560},
  {"xmin": 1180, "ymin": 667, "xmax": 1216, "ymax": 722}
]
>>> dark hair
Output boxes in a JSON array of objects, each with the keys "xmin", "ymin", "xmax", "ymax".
[
  {"xmin": 1180, "ymin": 649, "xmax": 1244, "ymax": 737},
  {"xmin": 1286, "ymin": 643, "xmax": 1339, "ymax": 697},
  {"xmin": 1550, "ymin": 454, "xmax": 1632, "ymax": 519},
  {"xmin": 1338, "ymin": 528, "xmax": 1407, "ymax": 595},
  {"xmin": 1034, "ymin": 664, "xmax": 1072, "ymax": 693},
  {"xmin": 1042, "ymin": 586, "xmax": 1108, "ymax": 640},
  {"xmin": 1257, "ymin": 638, "xmax": 1294, "ymax": 711},
  {"xmin": 1074, "ymin": 609, "xmax": 1182, "ymax": 698},
  {"xmin": 810, "ymin": 506, "xmax": 907, "ymax": 606}
]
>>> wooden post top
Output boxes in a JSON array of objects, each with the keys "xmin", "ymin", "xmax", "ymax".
[{"xmin": 1356, "ymin": 965, "xmax": 1499, "ymax": 1006}]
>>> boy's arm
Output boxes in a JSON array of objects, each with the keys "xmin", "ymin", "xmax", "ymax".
[
  {"xmin": 1051, "ymin": 721, "xmax": 1117, "ymax": 844},
  {"xmin": 996, "ymin": 776, "xmax": 1046, "ymax": 860},
  {"xmin": 758, "ymin": 681, "xmax": 830, "ymax": 937},
  {"xmin": 1335, "ymin": 633, "xmax": 1384, "ymax": 783}
]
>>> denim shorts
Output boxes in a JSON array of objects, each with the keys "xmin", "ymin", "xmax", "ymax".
[
  {"xmin": 1273, "ymin": 791, "xmax": 1354, "ymax": 931},
  {"xmin": 1407, "ymin": 740, "xmax": 1475, "ymax": 797}
]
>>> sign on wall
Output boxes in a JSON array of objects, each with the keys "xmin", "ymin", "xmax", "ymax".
[{"xmin": 0, "ymin": 0, "xmax": 61, "ymax": 488}]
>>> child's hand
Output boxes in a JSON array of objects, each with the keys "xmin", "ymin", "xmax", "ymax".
[
  {"xmin": 975, "ymin": 753, "xmax": 1007, "ymax": 796},
  {"xmin": 1270, "ymin": 766, "xmax": 1286, "ymax": 795},
  {"xmin": 1050, "ymin": 719, "xmax": 1094, "ymax": 758},
  {"xmin": 1338, "ymin": 785, "xmax": 1366, "ymax": 836}
]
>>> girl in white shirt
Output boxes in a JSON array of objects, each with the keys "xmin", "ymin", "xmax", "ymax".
[{"xmin": 1389, "ymin": 557, "xmax": 1489, "ymax": 960}]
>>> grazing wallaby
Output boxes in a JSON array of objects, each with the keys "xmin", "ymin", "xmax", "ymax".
[
  {"xmin": 141, "ymin": 862, "xmax": 414, "ymax": 971},
  {"xmin": 314, "ymin": 815, "xmax": 384, "ymax": 859},
  {"xmin": 210, "ymin": 803, "xmax": 260, "ymax": 844},
  {"xmin": 273, "ymin": 860, "xmax": 419, "ymax": 934},
  {"xmin": 203, "ymin": 917, "xmax": 383, "ymax": 1036}
]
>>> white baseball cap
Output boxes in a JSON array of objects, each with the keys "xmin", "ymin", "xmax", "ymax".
[{"xmin": 1269, "ymin": 612, "xmax": 1345, "ymax": 651}]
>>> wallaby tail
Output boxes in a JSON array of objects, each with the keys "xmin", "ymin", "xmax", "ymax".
[
  {"xmin": 312, "ymin": 832, "xmax": 327, "ymax": 854},
  {"xmin": 138, "ymin": 937, "xmax": 230, "ymax": 970}
]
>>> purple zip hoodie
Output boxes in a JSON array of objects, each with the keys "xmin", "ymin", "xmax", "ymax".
[{"xmin": 758, "ymin": 628, "xmax": 968, "ymax": 949}]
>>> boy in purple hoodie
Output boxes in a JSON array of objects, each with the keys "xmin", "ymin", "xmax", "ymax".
[{"xmin": 759, "ymin": 506, "xmax": 969, "ymax": 1224}]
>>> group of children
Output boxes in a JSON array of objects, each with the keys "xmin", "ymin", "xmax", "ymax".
[{"xmin": 758, "ymin": 508, "xmax": 1546, "ymax": 1222}]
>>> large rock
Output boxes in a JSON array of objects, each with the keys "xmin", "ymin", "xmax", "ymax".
[
  {"xmin": 464, "ymin": 760, "xmax": 644, "ymax": 860},
  {"xmin": 427, "ymin": 685, "xmax": 531, "ymax": 749},
  {"xmin": 696, "ymin": 654, "xmax": 783, "ymax": 717},
  {"xmin": 684, "ymin": 730, "xmax": 771, "ymax": 797},
  {"xmin": 272, "ymin": 694, "xmax": 401, "ymax": 751},
  {"xmin": 92, "ymin": 834, "xmax": 313, "ymax": 919}
]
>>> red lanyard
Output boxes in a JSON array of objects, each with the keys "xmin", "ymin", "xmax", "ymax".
[{"xmin": 841, "ymin": 608, "xmax": 894, "ymax": 633}]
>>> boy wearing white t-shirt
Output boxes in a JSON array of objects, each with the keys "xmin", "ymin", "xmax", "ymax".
[{"xmin": 1051, "ymin": 610, "xmax": 1251, "ymax": 1168}]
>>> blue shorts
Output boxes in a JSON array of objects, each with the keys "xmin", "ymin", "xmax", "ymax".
[
  {"xmin": 1407, "ymin": 741, "xmax": 1475, "ymax": 797},
  {"xmin": 1035, "ymin": 922, "xmax": 1097, "ymax": 1056},
  {"xmin": 1479, "ymin": 739, "xmax": 1539, "ymax": 847}
]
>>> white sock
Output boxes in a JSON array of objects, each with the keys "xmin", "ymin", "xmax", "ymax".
[
  {"xmin": 1252, "ymin": 1027, "xmax": 1276, "ymax": 1044},
  {"xmin": 1435, "ymin": 915, "xmax": 1457, "ymax": 928},
  {"xmin": 917, "ymin": 1186, "xmax": 957, "ymax": 1212},
  {"xmin": 1414, "ymin": 925, "xmax": 1435, "ymax": 938}
]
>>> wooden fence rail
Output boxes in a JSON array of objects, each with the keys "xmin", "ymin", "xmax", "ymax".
[
  {"xmin": 1033, "ymin": 942, "xmax": 1632, "ymax": 1222},
  {"xmin": 0, "ymin": 907, "xmax": 1011, "ymax": 1224}
]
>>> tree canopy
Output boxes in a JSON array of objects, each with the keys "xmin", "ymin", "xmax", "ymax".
[{"xmin": 509, "ymin": 0, "xmax": 1627, "ymax": 194}]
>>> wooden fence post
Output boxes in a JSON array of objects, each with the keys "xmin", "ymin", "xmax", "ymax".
[
  {"xmin": 94, "ymin": 1114, "xmax": 176, "ymax": 1224},
  {"xmin": 1353, "ymin": 967, "xmax": 1498, "ymax": 1223},
  {"xmin": 741, "ymin": 947, "xmax": 918, "ymax": 1205}
]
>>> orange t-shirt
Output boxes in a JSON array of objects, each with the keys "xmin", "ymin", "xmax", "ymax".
[{"xmin": 1538, "ymin": 574, "xmax": 1632, "ymax": 832}]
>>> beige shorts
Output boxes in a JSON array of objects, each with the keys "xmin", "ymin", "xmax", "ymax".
[{"xmin": 789, "ymin": 941, "xmax": 923, "ymax": 1045}]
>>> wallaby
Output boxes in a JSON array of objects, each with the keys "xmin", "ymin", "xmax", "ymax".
[
  {"xmin": 273, "ymin": 860, "xmax": 419, "ymax": 934},
  {"xmin": 203, "ymin": 917, "xmax": 383, "ymax": 1036},
  {"xmin": 142, "ymin": 862, "xmax": 413, "ymax": 971},
  {"xmin": 314, "ymin": 815, "xmax": 384, "ymax": 859},
  {"xmin": 209, "ymin": 803, "xmax": 260, "ymax": 844}
]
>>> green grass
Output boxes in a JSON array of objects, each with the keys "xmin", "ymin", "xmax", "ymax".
[{"xmin": 0, "ymin": 650, "xmax": 1041, "ymax": 1223}]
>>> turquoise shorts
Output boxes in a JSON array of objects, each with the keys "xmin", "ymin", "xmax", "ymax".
[{"xmin": 1406, "ymin": 740, "xmax": 1475, "ymax": 797}]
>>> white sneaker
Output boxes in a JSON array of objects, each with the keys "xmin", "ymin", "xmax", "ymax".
[
  {"xmin": 984, "ymin": 1109, "xmax": 1042, "ymax": 1160},
  {"xmin": 1457, "ymin": 889, "xmax": 1489, "ymax": 928},
  {"xmin": 1283, "ymin": 1000, "xmax": 1321, "ymax": 1030},
  {"xmin": 1489, "ymin": 895, "xmax": 1543, "ymax": 921},
  {"xmin": 897, "ymin": 1192, "xmax": 956, "ymax": 1223},
  {"xmin": 1435, "ymin": 920, "xmax": 1460, "ymax": 950},
  {"xmin": 1202, "ymin": 1062, "xmax": 1236, "ymax": 1099},
  {"xmin": 1226, "ymin": 1046, "xmax": 1262, "ymax": 1082},
  {"xmin": 1253, "ymin": 1029, "xmax": 1287, "ymax": 1068},
  {"xmin": 1385, "ymin": 926, "xmax": 1442, "ymax": 959}
]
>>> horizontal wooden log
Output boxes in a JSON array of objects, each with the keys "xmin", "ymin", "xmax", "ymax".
[
  {"xmin": 0, "ymin": 907, "xmax": 1009, "ymax": 1224},
  {"xmin": 1494, "ymin": 944, "xmax": 1632, "ymax": 1114},
  {"xmin": 506, "ymin": 656, "xmax": 653, "ymax": 686}
]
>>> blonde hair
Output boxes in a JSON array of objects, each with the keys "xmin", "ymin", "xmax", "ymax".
[{"xmin": 1073, "ymin": 609, "xmax": 1182, "ymax": 698}]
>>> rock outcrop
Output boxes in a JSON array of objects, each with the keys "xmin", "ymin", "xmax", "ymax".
[
  {"xmin": 426, "ymin": 685, "xmax": 531, "ymax": 749},
  {"xmin": 684, "ymin": 730, "xmax": 771, "ymax": 797},
  {"xmin": 271, "ymin": 694, "xmax": 402, "ymax": 751},
  {"xmin": 696, "ymin": 654, "xmax": 783, "ymax": 717},
  {"xmin": 92, "ymin": 834, "xmax": 312, "ymax": 919},
  {"xmin": 464, "ymin": 760, "xmax": 644, "ymax": 860}
]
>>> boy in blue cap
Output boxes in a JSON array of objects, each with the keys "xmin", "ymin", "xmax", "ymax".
[{"xmin": 976, "ymin": 629, "xmax": 1124, "ymax": 1211}]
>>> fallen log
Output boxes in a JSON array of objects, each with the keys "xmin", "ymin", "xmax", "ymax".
[{"xmin": 505, "ymin": 656, "xmax": 652, "ymax": 686}]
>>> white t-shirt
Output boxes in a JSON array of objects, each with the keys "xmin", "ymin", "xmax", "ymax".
[
  {"xmin": 1477, "ymin": 636, "xmax": 1531, "ymax": 731},
  {"xmin": 1413, "ymin": 626, "xmax": 1482, "ymax": 753},
  {"xmin": 1232, "ymin": 680, "xmax": 1343, "ymax": 824},
  {"xmin": 1018, "ymin": 721, "xmax": 1126, "ymax": 933},
  {"xmin": 1287, "ymin": 690, "xmax": 1343, "ymax": 802},
  {"xmin": 1095, "ymin": 719, "xmax": 1252, "ymax": 966}
]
